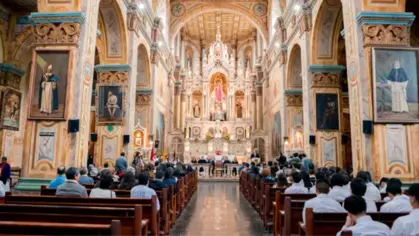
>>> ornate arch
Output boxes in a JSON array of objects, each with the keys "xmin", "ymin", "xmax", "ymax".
[
  {"xmin": 98, "ymin": 0, "xmax": 128, "ymax": 64},
  {"xmin": 170, "ymin": 4, "xmax": 269, "ymax": 45},
  {"xmin": 310, "ymin": 0, "xmax": 343, "ymax": 65},
  {"xmin": 137, "ymin": 44, "xmax": 151, "ymax": 88},
  {"xmin": 286, "ymin": 44, "xmax": 303, "ymax": 89}
]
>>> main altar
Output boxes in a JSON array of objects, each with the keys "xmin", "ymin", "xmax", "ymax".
[{"xmin": 170, "ymin": 25, "xmax": 255, "ymax": 163}]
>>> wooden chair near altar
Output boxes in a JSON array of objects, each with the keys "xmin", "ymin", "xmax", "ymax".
[{"xmin": 214, "ymin": 161, "xmax": 224, "ymax": 177}]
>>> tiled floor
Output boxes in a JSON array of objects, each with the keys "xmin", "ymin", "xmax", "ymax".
[{"xmin": 170, "ymin": 182, "xmax": 269, "ymax": 236}]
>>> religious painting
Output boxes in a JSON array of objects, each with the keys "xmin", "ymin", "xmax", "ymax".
[
  {"xmin": 316, "ymin": 93, "xmax": 339, "ymax": 130},
  {"xmin": 385, "ymin": 125, "xmax": 407, "ymax": 165},
  {"xmin": 103, "ymin": 136, "xmax": 118, "ymax": 162},
  {"xmin": 97, "ymin": 85, "xmax": 123, "ymax": 124},
  {"xmin": 156, "ymin": 111, "xmax": 165, "ymax": 153},
  {"xmin": 0, "ymin": 89, "xmax": 22, "ymax": 130},
  {"xmin": 290, "ymin": 110, "xmax": 304, "ymax": 149},
  {"xmin": 372, "ymin": 48, "xmax": 419, "ymax": 123},
  {"xmin": 271, "ymin": 112, "xmax": 281, "ymax": 156},
  {"xmin": 28, "ymin": 50, "xmax": 70, "ymax": 120},
  {"xmin": 36, "ymin": 127, "xmax": 56, "ymax": 162},
  {"xmin": 134, "ymin": 130, "xmax": 144, "ymax": 147}
]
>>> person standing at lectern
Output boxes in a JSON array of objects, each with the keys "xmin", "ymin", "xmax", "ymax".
[{"xmin": 250, "ymin": 148, "xmax": 260, "ymax": 164}]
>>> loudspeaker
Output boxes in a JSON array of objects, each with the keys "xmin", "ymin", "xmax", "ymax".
[
  {"xmin": 154, "ymin": 140, "xmax": 160, "ymax": 149},
  {"xmin": 309, "ymin": 135, "xmax": 316, "ymax": 145},
  {"xmin": 342, "ymin": 134, "xmax": 349, "ymax": 145},
  {"xmin": 90, "ymin": 133, "xmax": 98, "ymax": 142},
  {"xmin": 363, "ymin": 120, "xmax": 374, "ymax": 135},
  {"xmin": 68, "ymin": 119, "xmax": 79, "ymax": 133},
  {"xmin": 123, "ymin": 135, "xmax": 130, "ymax": 144}
]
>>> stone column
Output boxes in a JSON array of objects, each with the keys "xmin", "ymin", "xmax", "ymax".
[
  {"xmin": 173, "ymin": 81, "xmax": 181, "ymax": 130},
  {"xmin": 180, "ymin": 92, "xmax": 185, "ymax": 130},
  {"xmin": 252, "ymin": 31, "xmax": 257, "ymax": 68},
  {"xmin": 251, "ymin": 90, "xmax": 257, "ymax": 130},
  {"xmin": 256, "ymin": 82, "xmax": 263, "ymax": 130}
]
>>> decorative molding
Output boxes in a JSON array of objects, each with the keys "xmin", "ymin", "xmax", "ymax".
[
  {"xmin": 311, "ymin": 72, "xmax": 341, "ymax": 88},
  {"xmin": 284, "ymin": 89, "xmax": 303, "ymax": 95},
  {"xmin": 127, "ymin": 4, "xmax": 141, "ymax": 36},
  {"xmin": 0, "ymin": 63, "xmax": 25, "ymax": 77},
  {"xmin": 33, "ymin": 22, "xmax": 82, "ymax": 45},
  {"xmin": 97, "ymin": 72, "xmax": 129, "ymax": 84},
  {"xmin": 94, "ymin": 64, "xmax": 131, "ymax": 72},
  {"xmin": 0, "ymin": 63, "xmax": 25, "ymax": 90},
  {"xmin": 136, "ymin": 89, "xmax": 153, "ymax": 94},
  {"xmin": 308, "ymin": 65, "xmax": 346, "ymax": 73},
  {"xmin": 29, "ymin": 12, "xmax": 86, "ymax": 25},
  {"xmin": 285, "ymin": 94, "xmax": 303, "ymax": 107},
  {"xmin": 136, "ymin": 94, "xmax": 151, "ymax": 106},
  {"xmin": 357, "ymin": 12, "xmax": 415, "ymax": 27}
]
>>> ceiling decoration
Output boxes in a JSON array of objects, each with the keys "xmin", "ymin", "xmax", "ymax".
[
  {"xmin": 1, "ymin": 0, "xmax": 37, "ymax": 12},
  {"xmin": 183, "ymin": 11, "xmax": 254, "ymax": 45}
]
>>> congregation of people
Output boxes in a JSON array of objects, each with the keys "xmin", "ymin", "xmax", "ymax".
[
  {"xmin": 48, "ymin": 152, "xmax": 194, "ymax": 212},
  {"xmin": 240, "ymin": 152, "xmax": 419, "ymax": 236}
]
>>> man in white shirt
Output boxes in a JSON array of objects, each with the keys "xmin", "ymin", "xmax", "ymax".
[
  {"xmin": 284, "ymin": 171, "xmax": 309, "ymax": 194},
  {"xmin": 329, "ymin": 173, "xmax": 351, "ymax": 201},
  {"xmin": 337, "ymin": 195, "xmax": 390, "ymax": 236},
  {"xmin": 350, "ymin": 178, "xmax": 377, "ymax": 212},
  {"xmin": 303, "ymin": 181, "xmax": 346, "ymax": 223},
  {"xmin": 357, "ymin": 171, "xmax": 381, "ymax": 201},
  {"xmin": 380, "ymin": 178, "xmax": 412, "ymax": 213},
  {"xmin": 131, "ymin": 173, "xmax": 160, "ymax": 211},
  {"xmin": 391, "ymin": 183, "xmax": 419, "ymax": 236}
]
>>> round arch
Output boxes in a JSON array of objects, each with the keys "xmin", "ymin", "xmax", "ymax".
[
  {"xmin": 286, "ymin": 44, "xmax": 303, "ymax": 89},
  {"xmin": 137, "ymin": 44, "xmax": 151, "ymax": 88},
  {"xmin": 310, "ymin": 0, "xmax": 343, "ymax": 65},
  {"xmin": 170, "ymin": 4, "xmax": 269, "ymax": 45}
]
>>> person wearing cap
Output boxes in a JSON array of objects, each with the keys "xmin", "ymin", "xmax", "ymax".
[
  {"xmin": 49, "ymin": 165, "xmax": 66, "ymax": 188},
  {"xmin": 390, "ymin": 183, "xmax": 419, "ymax": 235}
]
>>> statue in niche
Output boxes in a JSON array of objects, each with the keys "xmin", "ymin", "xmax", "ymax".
[
  {"xmin": 213, "ymin": 79, "xmax": 224, "ymax": 103},
  {"xmin": 193, "ymin": 100, "xmax": 200, "ymax": 118},
  {"xmin": 214, "ymin": 103, "xmax": 224, "ymax": 121},
  {"xmin": 39, "ymin": 65, "xmax": 59, "ymax": 114},
  {"xmin": 236, "ymin": 101, "xmax": 243, "ymax": 118}
]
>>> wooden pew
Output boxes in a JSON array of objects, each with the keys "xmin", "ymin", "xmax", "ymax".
[
  {"xmin": 0, "ymin": 204, "xmax": 147, "ymax": 236},
  {"xmin": 261, "ymin": 183, "xmax": 279, "ymax": 230},
  {"xmin": 4, "ymin": 195, "xmax": 159, "ymax": 236},
  {"xmin": 302, "ymin": 208, "xmax": 408, "ymax": 236},
  {"xmin": 155, "ymin": 188, "xmax": 169, "ymax": 235},
  {"xmin": 41, "ymin": 185, "xmax": 131, "ymax": 197},
  {"xmin": 0, "ymin": 220, "xmax": 121, "ymax": 236}
]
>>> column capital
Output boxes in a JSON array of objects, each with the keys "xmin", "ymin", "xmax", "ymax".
[
  {"xmin": 0, "ymin": 63, "xmax": 25, "ymax": 90},
  {"xmin": 285, "ymin": 90, "xmax": 303, "ymax": 107},
  {"xmin": 29, "ymin": 12, "xmax": 85, "ymax": 46},
  {"xmin": 127, "ymin": 5, "xmax": 141, "ymax": 36},
  {"xmin": 94, "ymin": 64, "xmax": 131, "ymax": 84},
  {"xmin": 309, "ymin": 65, "xmax": 345, "ymax": 89},
  {"xmin": 357, "ymin": 12, "xmax": 416, "ymax": 46}
]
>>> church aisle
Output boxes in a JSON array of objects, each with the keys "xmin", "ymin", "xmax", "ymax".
[{"xmin": 170, "ymin": 182, "xmax": 269, "ymax": 236}]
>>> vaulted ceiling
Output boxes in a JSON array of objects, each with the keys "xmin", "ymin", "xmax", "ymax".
[{"xmin": 183, "ymin": 12, "xmax": 254, "ymax": 45}]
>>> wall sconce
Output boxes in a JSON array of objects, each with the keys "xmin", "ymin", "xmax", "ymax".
[{"xmin": 284, "ymin": 136, "xmax": 289, "ymax": 145}]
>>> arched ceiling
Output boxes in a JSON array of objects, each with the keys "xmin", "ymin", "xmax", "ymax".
[{"xmin": 170, "ymin": 0, "xmax": 269, "ymax": 45}]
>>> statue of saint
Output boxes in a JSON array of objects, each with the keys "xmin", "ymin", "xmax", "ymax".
[
  {"xmin": 39, "ymin": 65, "xmax": 59, "ymax": 114},
  {"xmin": 193, "ymin": 100, "xmax": 200, "ymax": 118},
  {"xmin": 106, "ymin": 91, "xmax": 119, "ymax": 120},
  {"xmin": 214, "ymin": 103, "xmax": 224, "ymax": 121},
  {"xmin": 214, "ymin": 79, "xmax": 223, "ymax": 102},
  {"xmin": 236, "ymin": 101, "xmax": 243, "ymax": 118}
]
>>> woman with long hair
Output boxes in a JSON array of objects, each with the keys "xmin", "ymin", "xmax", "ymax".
[{"xmin": 118, "ymin": 171, "xmax": 138, "ymax": 190}]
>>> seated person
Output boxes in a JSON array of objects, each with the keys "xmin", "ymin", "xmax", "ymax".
[
  {"xmin": 328, "ymin": 173, "xmax": 351, "ymax": 201},
  {"xmin": 131, "ymin": 173, "xmax": 160, "ymax": 211},
  {"xmin": 49, "ymin": 165, "xmax": 66, "ymax": 188},
  {"xmin": 90, "ymin": 170, "xmax": 116, "ymax": 198},
  {"xmin": 349, "ymin": 178, "xmax": 377, "ymax": 212},
  {"xmin": 337, "ymin": 195, "xmax": 390, "ymax": 236},
  {"xmin": 118, "ymin": 171, "xmax": 138, "ymax": 190},
  {"xmin": 261, "ymin": 168, "xmax": 276, "ymax": 183},
  {"xmin": 380, "ymin": 178, "xmax": 412, "ymax": 213},
  {"xmin": 198, "ymin": 157, "xmax": 207, "ymax": 163},
  {"xmin": 284, "ymin": 171, "xmax": 308, "ymax": 194},
  {"xmin": 149, "ymin": 170, "xmax": 167, "ymax": 191},
  {"xmin": 379, "ymin": 177, "xmax": 389, "ymax": 194},
  {"xmin": 163, "ymin": 167, "xmax": 177, "ymax": 192},
  {"xmin": 357, "ymin": 171, "xmax": 381, "ymax": 201},
  {"xmin": 302, "ymin": 181, "xmax": 346, "ymax": 223},
  {"xmin": 270, "ymin": 162, "xmax": 279, "ymax": 177},
  {"xmin": 56, "ymin": 167, "xmax": 88, "ymax": 197},
  {"xmin": 78, "ymin": 167, "xmax": 94, "ymax": 185},
  {"xmin": 391, "ymin": 183, "xmax": 419, "ymax": 235},
  {"xmin": 273, "ymin": 173, "xmax": 289, "ymax": 188}
]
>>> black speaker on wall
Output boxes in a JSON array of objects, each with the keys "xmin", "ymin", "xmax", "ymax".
[
  {"xmin": 363, "ymin": 120, "xmax": 374, "ymax": 135},
  {"xmin": 123, "ymin": 135, "xmax": 130, "ymax": 144},
  {"xmin": 309, "ymin": 135, "xmax": 316, "ymax": 145},
  {"xmin": 91, "ymin": 133, "xmax": 98, "ymax": 142},
  {"xmin": 342, "ymin": 134, "xmax": 349, "ymax": 145},
  {"xmin": 68, "ymin": 119, "xmax": 79, "ymax": 133}
]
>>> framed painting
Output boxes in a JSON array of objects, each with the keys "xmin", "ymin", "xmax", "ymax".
[
  {"xmin": 372, "ymin": 47, "xmax": 419, "ymax": 123},
  {"xmin": 316, "ymin": 93, "xmax": 339, "ymax": 130},
  {"xmin": 0, "ymin": 89, "xmax": 22, "ymax": 131},
  {"xmin": 96, "ymin": 84, "xmax": 124, "ymax": 124},
  {"xmin": 28, "ymin": 49, "xmax": 72, "ymax": 120}
]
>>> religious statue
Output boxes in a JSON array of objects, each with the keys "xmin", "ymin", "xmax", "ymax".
[
  {"xmin": 387, "ymin": 60, "xmax": 409, "ymax": 113},
  {"xmin": 39, "ymin": 65, "xmax": 59, "ymax": 114},
  {"xmin": 106, "ymin": 91, "xmax": 119, "ymax": 120},
  {"xmin": 193, "ymin": 100, "xmax": 200, "ymax": 118},
  {"xmin": 214, "ymin": 103, "xmax": 224, "ymax": 121},
  {"xmin": 214, "ymin": 79, "xmax": 224, "ymax": 102},
  {"xmin": 236, "ymin": 101, "xmax": 243, "ymax": 118}
]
